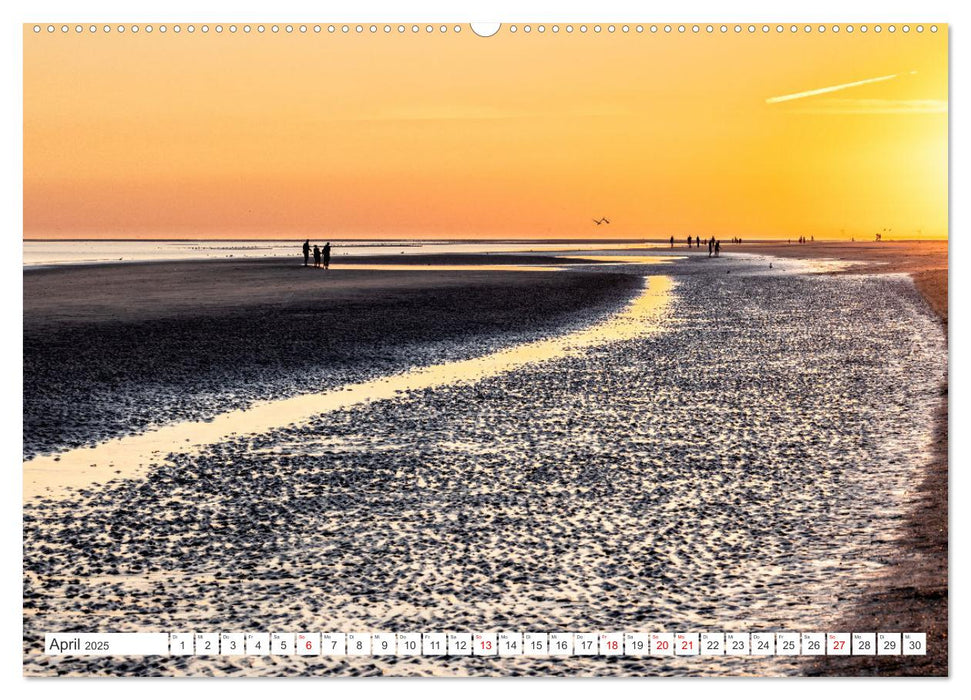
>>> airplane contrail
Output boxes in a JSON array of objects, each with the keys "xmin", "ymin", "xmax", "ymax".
[{"xmin": 766, "ymin": 71, "xmax": 917, "ymax": 104}]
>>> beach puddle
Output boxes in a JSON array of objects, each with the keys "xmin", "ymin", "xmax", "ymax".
[
  {"xmin": 724, "ymin": 252, "xmax": 860, "ymax": 275},
  {"xmin": 556, "ymin": 255, "xmax": 680, "ymax": 265},
  {"xmin": 23, "ymin": 276, "xmax": 674, "ymax": 500},
  {"xmin": 324, "ymin": 257, "xmax": 678, "ymax": 271},
  {"xmin": 330, "ymin": 264, "xmax": 562, "ymax": 271}
]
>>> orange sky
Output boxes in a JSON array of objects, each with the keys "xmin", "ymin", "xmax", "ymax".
[{"xmin": 23, "ymin": 25, "xmax": 948, "ymax": 240}]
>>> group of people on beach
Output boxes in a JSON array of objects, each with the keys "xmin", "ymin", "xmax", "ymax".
[
  {"xmin": 302, "ymin": 240, "xmax": 331, "ymax": 269},
  {"xmin": 669, "ymin": 234, "xmax": 723, "ymax": 257},
  {"xmin": 789, "ymin": 236, "xmax": 814, "ymax": 244}
]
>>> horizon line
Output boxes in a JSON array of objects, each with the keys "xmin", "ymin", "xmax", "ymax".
[{"xmin": 22, "ymin": 236, "xmax": 949, "ymax": 243}]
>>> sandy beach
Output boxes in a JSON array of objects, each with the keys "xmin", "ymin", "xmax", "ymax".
[
  {"xmin": 24, "ymin": 255, "xmax": 633, "ymax": 460},
  {"xmin": 730, "ymin": 240, "xmax": 948, "ymax": 676},
  {"xmin": 733, "ymin": 240, "xmax": 947, "ymax": 325},
  {"xmin": 22, "ymin": 243, "xmax": 947, "ymax": 677}
]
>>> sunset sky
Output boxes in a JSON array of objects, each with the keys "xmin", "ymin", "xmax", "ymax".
[{"xmin": 23, "ymin": 25, "xmax": 948, "ymax": 240}]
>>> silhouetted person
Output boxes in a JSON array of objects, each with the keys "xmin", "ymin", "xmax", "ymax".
[
  {"xmin": 715, "ymin": 240, "xmax": 721, "ymax": 257},
  {"xmin": 323, "ymin": 242, "xmax": 331, "ymax": 270},
  {"xmin": 708, "ymin": 239, "xmax": 713, "ymax": 257},
  {"xmin": 695, "ymin": 235, "xmax": 701, "ymax": 248},
  {"xmin": 302, "ymin": 239, "xmax": 310, "ymax": 267},
  {"xmin": 313, "ymin": 245, "xmax": 321, "ymax": 268},
  {"xmin": 670, "ymin": 235, "xmax": 674, "ymax": 248}
]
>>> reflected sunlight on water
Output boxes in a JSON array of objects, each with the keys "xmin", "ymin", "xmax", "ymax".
[{"xmin": 23, "ymin": 276, "xmax": 674, "ymax": 500}]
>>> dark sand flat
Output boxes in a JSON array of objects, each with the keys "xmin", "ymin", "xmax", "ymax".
[
  {"xmin": 24, "ymin": 254, "xmax": 601, "ymax": 325},
  {"xmin": 24, "ymin": 258, "xmax": 641, "ymax": 458}
]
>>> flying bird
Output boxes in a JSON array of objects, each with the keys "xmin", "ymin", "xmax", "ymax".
[{"xmin": 593, "ymin": 217, "xmax": 610, "ymax": 225}]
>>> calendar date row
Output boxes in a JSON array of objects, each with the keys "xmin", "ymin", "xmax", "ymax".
[{"xmin": 45, "ymin": 632, "xmax": 926, "ymax": 657}]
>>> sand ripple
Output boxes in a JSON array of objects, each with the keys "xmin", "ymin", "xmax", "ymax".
[{"xmin": 23, "ymin": 268, "xmax": 945, "ymax": 676}]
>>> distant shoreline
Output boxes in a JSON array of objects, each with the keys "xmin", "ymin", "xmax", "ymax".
[
  {"xmin": 23, "ymin": 237, "xmax": 949, "ymax": 243},
  {"xmin": 21, "ymin": 239, "xmax": 951, "ymax": 272}
]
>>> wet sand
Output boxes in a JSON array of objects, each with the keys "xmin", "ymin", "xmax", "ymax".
[
  {"xmin": 24, "ymin": 256, "xmax": 638, "ymax": 459},
  {"xmin": 726, "ymin": 241, "xmax": 948, "ymax": 677},
  {"xmin": 731, "ymin": 240, "xmax": 947, "ymax": 326},
  {"xmin": 24, "ymin": 276, "xmax": 672, "ymax": 501},
  {"xmin": 23, "ymin": 245, "xmax": 947, "ymax": 677}
]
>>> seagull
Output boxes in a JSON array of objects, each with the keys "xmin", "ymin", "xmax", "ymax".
[{"xmin": 593, "ymin": 217, "xmax": 610, "ymax": 225}]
